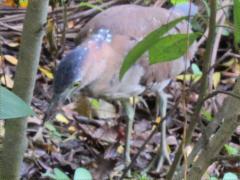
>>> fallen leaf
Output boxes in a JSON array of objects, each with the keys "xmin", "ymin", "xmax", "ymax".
[
  {"xmin": 4, "ymin": 55, "xmax": 18, "ymax": 65},
  {"xmin": 167, "ymin": 136, "xmax": 178, "ymax": 146},
  {"xmin": 152, "ymin": 116, "xmax": 161, "ymax": 130},
  {"xmin": 1, "ymin": 0, "xmax": 16, "ymax": 7},
  {"xmin": 68, "ymin": 126, "xmax": 76, "ymax": 133},
  {"xmin": 93, "ymin": 99, "xmax": 117, "ymax": 119},
  {"xmin": 27, "ymin": 116, "xmax": 42, "ymax": 125},
  {"xmin": 1, "ymin": 75, "xmax": 14, "ymax": 88},
  {"xmin": 116, "ymin": 145, "xmax": 124, "ymax": 154},
  {"xmin": 19, "ymin": 0, "xmax": 28, "ymax": 8},
  {"xmin": 74, "ymin": 96, "xmax": 93, "ymax": 118},
  {"xmin": 212, "ymin": 72, "xmax": 221, "ymax": 89},
  {"xmin": 7, "ymin": 42, "xmax": 20, "ymax": 48},
  {"xmin": 55, "ymin": 113, "xmax": 69, "ymax": 124},
  {"xmin": 222, "ymin": 58, "xmax": 236, "ymax": 67},
  {"xmin": 177, "ymin": 73, "xmax": 201, "ymax": 82},
  {"xmin": 38, "ymin": 66, "xmax": 54, "ymax": 80},
  {"xmin": 67, "ymin": 21, "xmax": 75, "ymax": 29}
]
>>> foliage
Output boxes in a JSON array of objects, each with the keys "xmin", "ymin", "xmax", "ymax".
[
  {"xmin": 234, "ymin": 0, "xmax": 240, "ymax": 49},
  {"xmin": 43, "ymin": 168, "xmax": 71, "ymax": 180},
  {"xmin": 224, "ymin": 144, "xmax": 239, "ymax": 155},
  {"xmin": 43, "ymin": 167, "xmax": 92, "ymax": 180},
  {"xmin": 0, "ymin": 0, "xmax": 28, "ymax": 7},
  {"xmin": 79, "ymin": 2, "xmax": 103, "ymax": 11},
  {"xmin": 223, "ymin": 172, "xmax": 238, "ymax": 180},
  {"xmin": 73, "ymin": 168, "xmax": 92, "ymax": 180},
  {"xmin": 120, "ymin": 17, "xmax": 190, "ymax": 79},
  {"xmin": 170, "ymin": 0, "xmax": 188, "ymax": 5},
  {"xmin": 149, "ymin": 33, "xmax": 199, "ymax": 64},
  {"xmin": 0, "ymin": 86, "xmax": 33, "ymax": 119}
]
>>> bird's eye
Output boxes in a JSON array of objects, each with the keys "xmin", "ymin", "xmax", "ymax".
[{"xmin": 73, "ymin": 82, "xmax": 81, "ymax": 87}]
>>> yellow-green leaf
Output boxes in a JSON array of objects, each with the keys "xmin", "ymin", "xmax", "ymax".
[
  {"xmin": 212, "ymin": 72, "xmax": 221, "ymax": 89},
  {"xmin": 39, "ymin": 66, "xmax": 54, "ymax": 80}
]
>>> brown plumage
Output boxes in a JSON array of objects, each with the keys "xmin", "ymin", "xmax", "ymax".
[
  {"xmin": 51, "ymin": 4, "xmax": 198, "ymax": 172},
  {"xmin": 58, "ymin": 4, "xmax": 197, "ymax": 99}
]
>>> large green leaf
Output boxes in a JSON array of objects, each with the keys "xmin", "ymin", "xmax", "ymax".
[
  {"xmin": 223, "ymin": 172, "xmax": 238, "ymax": 180},
  {"xmin": 119, "ymin": 16, "xmax": 186, "ymax": 79},
  {"xmin": 74, "ymin": 167, "xmax": 92, "ymax": 180},
  {"xmin": 42, "ymin": 168, "xmax": 70, "ymax": 180},
  {"xmin": 234, "ymin": 0, "xmax": 240, "ymax": 50},
  {"xmin": 149, "ymin": 33, "xmax": 199, "ymax": 64},
  {"xmin": 0, "ymin": 86, "xmax": 34, "ymax": 119},
  {"xmin": 53, "ymin": 168, "xmax": 71, "ymax": 180}
]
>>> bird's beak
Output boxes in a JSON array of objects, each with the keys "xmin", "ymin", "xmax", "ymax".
[
  {"xmin": 43, "ymin": 81, "xmax": 82, "ymax": 123},
  {"xmin": 43, "ymin": 93, "xmax": 62, "ymax": 122}
]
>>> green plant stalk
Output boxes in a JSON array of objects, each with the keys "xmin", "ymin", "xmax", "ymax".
[
  {"xmin": 167, "ymin": 0, "xmax": 217, "ymax": 179},
  {"xmin": 0, "ymin": 0, "xmax": 49, "ymax": 179},
  {"xmin": 234, "ymin": 0, "xmax": 240, "ymax": 50}
]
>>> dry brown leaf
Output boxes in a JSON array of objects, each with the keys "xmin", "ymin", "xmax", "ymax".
[
  {"xmin": 67, "ymin": 21, "xmax": 75, "ymax": 29},
  {"xmin": 1, "ymin": 75, "xmax": 14, "ymax": 88},
  {"xmin": 4, "ymin": 55, "xmax": 18, "ymax": 65},
  {"xmin": 7, "ymin": 42, "xmax": 20, "ymax": 48},
  {"xmin": 1, "ymin": 0, "xmax": 16, "ymax": 7},
  {"xmin": 68, "ymin": 126, "xmax": 77, "ymax": 133}
]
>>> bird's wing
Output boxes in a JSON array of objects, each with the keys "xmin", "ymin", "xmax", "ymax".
[{"xmin": 78, "ymin": 5, "xmax": 197, "ymax": 87}]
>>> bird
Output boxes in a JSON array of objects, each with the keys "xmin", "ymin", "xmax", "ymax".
[{"xmin": 49, "ymin": 4, "xmax": 198, "ymax": 174}]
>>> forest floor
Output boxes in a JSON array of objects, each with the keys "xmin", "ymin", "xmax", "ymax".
[{"xmin": 0, "ymin": 0, "xmax": 239, "ymax": 179}]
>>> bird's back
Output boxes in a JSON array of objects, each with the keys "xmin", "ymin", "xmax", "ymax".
[
  {"xmin": 77, "ymin": 5, "xmax": 197, "ymax": 98},
  {"xmin": 79, "ymin": 5, "xmax": 187, "ymax": 41}
]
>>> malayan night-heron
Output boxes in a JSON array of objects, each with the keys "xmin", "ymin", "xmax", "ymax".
[{"xmin": 46, "ymin": 4, "xmax": 198, "ymax": 174}]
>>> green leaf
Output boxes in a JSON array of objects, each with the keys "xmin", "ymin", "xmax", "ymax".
[
  {"xmin": 170, "ymin": 0, "xmax": 189, "ymax": 5},
  {"xmin": 74, "ymin": 167, "xmax": 92, "ymax": 180},
  {"xmin": 42, "ymin": 171, "xmax": 58, "ymax": 179},
  {"xmin": 119, "ymin": 16, "xmax": 187, "ymax": 79},
  {"xmin": 223, "ymin": 172, "xmax": 238, "ymax": 180},
  {"xmin": 42, "ymin": 168, "xmax": 70, "ymax": 180},
  {"xmin": 0, "ymin": 86, "xmax": 34, "ymax": 119},
  {"xmin": 90, "ymin": 98, "xmax": 100, "ymax": 110},
  {"xmin": 201, "ymin": 109, "xmax": 213, "ymax": 122},
  {"xmin": 44, "ymin": 122, "xmax": 62, "ymax": 139},
  {"xmin": 224, "ymin": 144, "xmax": 239, "ymax": 155},
  {"xmin": 209, "ymin": 177, "xmax": 218, "ymax": 180},
  {"xmin": 149, "ymin": 33, "xmax": 199, "ymax": 64},
  {"xmin": 79, "ymin": 2, "xmax": 103, "ymax": 11},
  {"xmin": 191, "ymin": 63, "xmax": 202, "ymax": 75},
  {"xmin": 234, "ymin": 0, "xmax": 240, "ymax": 50},
  {"xmin": 54, "ymin": 168, "xmax": 71, "ymax": 180}
]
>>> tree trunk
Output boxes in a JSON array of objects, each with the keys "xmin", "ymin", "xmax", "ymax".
[{"xmin": 0, "ymin": 0, "xmax": 49, "ymax": 179}]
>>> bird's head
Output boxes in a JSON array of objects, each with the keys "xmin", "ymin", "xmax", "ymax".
[
  {"xmin": 53, "ymin": 28, "xmax": 113, "ymax": 98},
  {"xmin": 43, "ymin": 28, "xmax": 114, "ymax": 121}
]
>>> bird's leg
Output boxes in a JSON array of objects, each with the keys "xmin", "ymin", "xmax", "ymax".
[
  {"xmin": 121, "ymin": 99, "xmax": 135, "ymax": 176},
  {"xmin": 156, "ymin": 90, "xmax": 172, "ymax": 172}
]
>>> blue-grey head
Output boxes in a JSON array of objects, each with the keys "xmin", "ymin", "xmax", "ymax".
[
  {"xmin": 54, "ymin": 28, "xmax": 112, "ymax": 97},
  {"xmin": 53, "ymin": 46, "xmax": 88, "ymax": 96}
]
